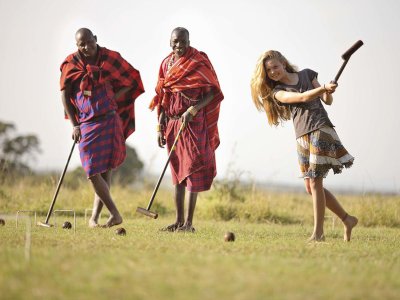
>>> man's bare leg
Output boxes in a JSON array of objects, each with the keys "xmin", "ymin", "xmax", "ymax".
[
  {"xmin": 324, "ymin": 188, "xmax": 358, "ymax": 241},
  {"xmin": 88, "ymin": 172, "xmax": 110, "ymax": 227},
  {"xmin": 177, "ymin": 191, "xmax": 197, "ymax": 232},
  {"xmin": 161, "ymin": 183, "xmax": 185, "ymax": 231},
  {"xmin": 88, "ymin": 196, "xmax": 103, "ymax": 228},
  {"xmin": 89, "ymin": 171, "xmax": 122, "ymax": 227}
]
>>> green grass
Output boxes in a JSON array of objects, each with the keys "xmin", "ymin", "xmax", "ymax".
[
  {"xmin": 0, "ymin": 218, "xmax": 399, "ymax": 300},
  {"xmin": 0, "ymin": 176, "xmax": 400, "ymax": 299}
]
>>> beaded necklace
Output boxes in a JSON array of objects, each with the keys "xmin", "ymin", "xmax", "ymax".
[{"xmin": 167, "ymin": 55, "xmax": 176, "ymax": 71}]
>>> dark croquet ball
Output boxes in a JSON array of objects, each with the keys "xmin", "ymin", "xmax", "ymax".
[
  {"xmin": 115, "ymin": 227, "xmax": 126, "ymax": 236},
  {"xmin": 224, "ymin": 231, "xmax": 235, "ymax": 242},
  {"xmin": 62, "ymin": 221, "xmax": 72, "ymax": 229},
  {"xmin": 0, "ymin": 219, "xmax": 5, "ymax": 226}
]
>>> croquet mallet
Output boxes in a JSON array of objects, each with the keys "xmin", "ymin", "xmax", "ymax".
[
  {"xmin": 37, "ymin": 141, "xmax": 76, "ymax": 227},
  {"xmin": 136, "ymin": 122, "xmax": 185, "ymax": 219},
  {"xmin": 333, "ymin": 40, "xmax": 363, "ymax": 84}
]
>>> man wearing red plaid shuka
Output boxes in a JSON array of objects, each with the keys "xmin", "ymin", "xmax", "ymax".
[
  {"xmin": 60, "ymin": 28, "xmax": 144, "ymax": 228},
  {"xmin": 150, "ymin": 27, "xmax": 224, "ymax": 232}
]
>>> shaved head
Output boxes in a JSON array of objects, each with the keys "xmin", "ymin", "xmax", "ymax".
[
  {"xmin": 75, "ymin": 28, "xmax": 95, "ymax": 41},
  {"xmin": 171, "ymin": 27, "xmax": 189, "ymax": 39},
  {"xmin": 75, "ymin": 28, "xmax": 98, "ymax": 59},
  {"xmin": 170, "ymin": 27, "xmax": 190, "ymax": 58}
]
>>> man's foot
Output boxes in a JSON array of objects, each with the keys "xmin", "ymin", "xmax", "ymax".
[
  {"xmin": 88, "ymin": 218, "xmax": 100, "ymax": 228},
  {"xmin": 160, "ymin": 222, "xmax": 183, "ymax": 232},
  {"xmin": 343, "ymin": 214, "xmax": 358, "ymax": 241},
  {"xmin": 307, "ymin": 234, "xmax": 325, "ymax": 243},
  {"xmin": 176, "ymin": 223, "xmax": 196, "ymax": 233},
  {"xmin": 101, "ymin": 215, "xmax": 123, "ymax": 228}
]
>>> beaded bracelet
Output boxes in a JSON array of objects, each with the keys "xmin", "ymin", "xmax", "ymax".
[{"xmin": 73, "ymin": 125, "xmax": 80, "ymax": 130}]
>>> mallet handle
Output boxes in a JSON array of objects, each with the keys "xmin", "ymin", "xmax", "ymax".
[
  {"xmin": 146, "ymin": 122, "xmax": 185, "ymax": 210},
  {"xmin": 333, "ymin": 40, "xmax": 364, "ymax": 84},
  {"xmin": 333, "ymin": 59, "xmax": 349, "ymax": 84},
  {"xmin": 43, "ymin": 141, "xmax": 76, "ymax": 224}
]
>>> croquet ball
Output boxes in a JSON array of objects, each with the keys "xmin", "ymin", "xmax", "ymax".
[
  {"xmin": 62, "ymin": 221, "xmax": 72, "ymax": 229},
  {"xmin": 224, "ymin": 231, "xmax": 235, "ymax": 242},
  {"xmin": 0, "ymin": 219, "xmax": 5, "ymax": 226},
  {"xmin": 115, "ymin": 227, "xmax": 126, "ymax": 236}
]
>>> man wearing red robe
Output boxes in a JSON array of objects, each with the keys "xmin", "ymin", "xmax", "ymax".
[
  {"xmin": 150, "ymin": 27, "xmax": 224, "ymax": 232},
  {"xmin": 60, "ymin": 28, "xmax": 144, "ymax": 227}
]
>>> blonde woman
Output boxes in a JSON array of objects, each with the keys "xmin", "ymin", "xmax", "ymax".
[{"xmin": 251, "ymin": 50, "xmax": 358, "ymax": 242}]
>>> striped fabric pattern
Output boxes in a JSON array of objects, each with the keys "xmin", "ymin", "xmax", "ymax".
[
  {"xmin": 297, "ymin": 126, "xmax": 354, "ymax": 178},
  {"xmin": 75, "ymin": 82, "xmax": 126, "ymax": 177},
  {"xmin": 74, "ymin": 82, "xmax": 116, "ymax": 122},
  {"xmin": 149, "ymin": 47, "xmax": 224, "ymax": 150},
  {"xmin": 166, "ymin": 106, "xmax": 216, "ymax": 193},
  {"xmin": 79, "ymin": 113, "xmax": 126, "ymax": 177},
  {"xmin": 60, "ymin": 46, "xmax": 144, "ymax": 139}
]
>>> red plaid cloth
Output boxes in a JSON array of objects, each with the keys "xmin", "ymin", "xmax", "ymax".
[
  {"xmin": 60, "ymin": 46, "xmax": 144, "ymax": 139},
  {"xmin": 79, "ymin": 113, "xmax": 126, "ymax": 177},
  {"xmin": 166, "ymin": 106, "xmax": 216, "ymax": 192},
  {"xmin": 149, "ymin": 47, "xmax": 224, "ymax": 150}
]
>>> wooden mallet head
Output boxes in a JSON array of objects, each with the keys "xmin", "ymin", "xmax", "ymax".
[
  {"xmin": 136, "ymin": 207, "xmax": 158, "ymax": 219},
  {"xmin": 341, "ymin": 40, "xmax": 364, "ymax": 61},
  {"xmin": 333, "ymin": 40, "xmax": 364, "ymax": 83},
  {"xmin": 37, "ymin": 221, "xmax": 54, "ymax": 228}
]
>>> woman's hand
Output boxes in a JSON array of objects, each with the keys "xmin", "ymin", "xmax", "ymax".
[{"xmin": 324, "ymin": 82, "xmax": 338, "ymax": 94}]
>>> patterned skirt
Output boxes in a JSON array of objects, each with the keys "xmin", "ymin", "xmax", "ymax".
[{"xmin": 296, "ymin": 126, "xmax": 354, "ymax": 178}]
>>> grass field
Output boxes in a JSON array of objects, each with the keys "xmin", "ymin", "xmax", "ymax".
[{"xmin": 1, "ymin": 176, "xmax": 400, "ymax": 299}]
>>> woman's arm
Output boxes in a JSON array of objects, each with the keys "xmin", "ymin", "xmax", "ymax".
[
  {"xmin": 311, "ymin": 78, "xmax": 334, "ymax": 105},
  {"xmin": 274, "ymin": 82, "xmax": 337, "ymax": 105}
]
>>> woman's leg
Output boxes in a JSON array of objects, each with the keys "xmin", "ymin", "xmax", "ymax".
[
  {"xmin": 324, "ymin": 188, "xmax": 358, "ymax": 241},
  {"xmin": 308, "ymin": 177, "xmax": 326, "ymax": 241},
  {"xmin": 89, "ymin": 170, "xmax": 122, "ymax": 227},
  {"xmin": 305, "ymin": 179, "xmax": 358, "ymax": 241}
]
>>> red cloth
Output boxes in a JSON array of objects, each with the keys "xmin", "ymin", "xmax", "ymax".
[
  {"xmin": 149, "ymin": 47, "xmax": 224, "ymax": 150},
  {"xmin": 60, "ymin": 46, "xmax": 144, "ymax": 139},
  {"xmin": 166, "ymin": 96, "xmax": 216, "ymax": 191}
]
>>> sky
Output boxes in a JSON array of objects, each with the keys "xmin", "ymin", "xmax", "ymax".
[{"xmin": 0, "ymin": 0, "xmax": 399, "ymax": 193}]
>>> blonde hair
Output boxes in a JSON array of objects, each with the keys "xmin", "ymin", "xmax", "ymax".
[{"xmin": 250, "ymin": 50, "xmax": 297, "ymax": 126}]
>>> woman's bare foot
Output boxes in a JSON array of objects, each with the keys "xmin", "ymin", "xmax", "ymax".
[
  {"xmin": 343, "ymin": 214, "xmax": 358, "ymax": 241},
  {"xmin": 160, "ymin": 222, "xmax": 183, "ymax": 232},
  {"xmin": 101, "ymin": 214, "xmax": 123, "ymax": 228},
  {"xmin": 176, "ymin": 223, "xmax": 195, "ymax": 233}
]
